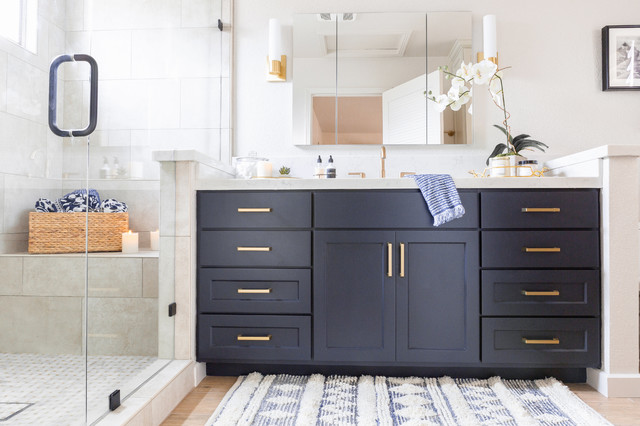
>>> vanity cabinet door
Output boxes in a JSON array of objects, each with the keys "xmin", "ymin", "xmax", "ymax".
[
  {"xmin": 314, "ymin": 230, "xmax": 396, "ymax": 362},
  {"xmin": 396, "ymin": 231, "xmax": 480, "ymax": 363}
]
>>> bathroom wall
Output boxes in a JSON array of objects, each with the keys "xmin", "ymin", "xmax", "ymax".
[
  {"xmin": 234, "ymin": 0, "xmax": 640, "ymax": 177},
  {"xmin": 0, "ymin": 0, "xmax": 66, "ymax": 253}
]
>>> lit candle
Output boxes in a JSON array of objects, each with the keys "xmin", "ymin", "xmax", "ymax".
[
  {"xmin": 122, "ymin": 230, "xmax": 139, "ymax": 253},
  {"xmin": 150, "ymin": 230, "xmax": 159, "ymax": 251}
]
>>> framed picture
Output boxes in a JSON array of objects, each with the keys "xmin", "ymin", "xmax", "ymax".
[{"xmin": 602, "ymin": 25, "xmax": 640, "ymax": 91}]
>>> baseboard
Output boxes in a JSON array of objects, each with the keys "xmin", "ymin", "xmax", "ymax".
[{"xmin": 587, "ymin": 368, "xmax": 640, "ymax": 397}]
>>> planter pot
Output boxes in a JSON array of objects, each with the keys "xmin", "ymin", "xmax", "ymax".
[{"xmin": 489, "ymin": 154, "xmax": 526, "ymax": 177}]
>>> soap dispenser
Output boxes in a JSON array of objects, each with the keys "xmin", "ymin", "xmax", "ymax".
[
  {"xmin": 326, "ymin": 155, "xmax": 336, "ymax": 178},
  {"xmin": 314, "ymin": 155, "xmax": 324, "ymax": 179},
  {"xmin": 99, "ymin": 157, "xmax": 111, "ymax": 179}
]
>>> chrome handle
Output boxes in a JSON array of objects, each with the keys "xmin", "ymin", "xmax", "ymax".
[
  {"xmin": 237, "ymin": 335, "xmax": 272, "ymax": 341},
  {"xmin": 521, "ymin": 208, "xmax": 561, "ymax": 213},
  {"xmin": 523, "ymin": 247, "xmax": 561, "ymax": 253},
  {"xmin": 522, "ymin": 337, "xmax": 560, "ymax": 345},
  {"xmin": 237, "ymin": 288, "xmax": 272, "ymax": 294},
  {"xmin": 522, "ymin": 290, "xmax": 560, "ymax": 296},
  {"xmin": 49, "ymin": 54, "xmax": 98, "ymax": 137},
  {"xmin": 237, "ymin": 246, "xmax": 272, "ymax": 252},
  {"xmin": 387, "ymin": 243, "xmax": 393, "ymax": 277},
  {"xmin": 399, "ymin": 243, "xmax": 405, "ymax": 278},
  {"xmin": 237, "ymin": 208, "xmax": 272, "ymax": 213}
]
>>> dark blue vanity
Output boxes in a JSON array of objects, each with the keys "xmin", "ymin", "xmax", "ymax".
[{"xmin": 196, "ymin": 189, "xmax": 600, "ymax": 380}]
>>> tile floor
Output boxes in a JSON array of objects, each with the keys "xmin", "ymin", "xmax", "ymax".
[{"xmin": 0, "ymin": 353, "xmax": 167, "ymax": 425}]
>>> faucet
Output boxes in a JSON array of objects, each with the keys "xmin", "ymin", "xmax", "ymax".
[{"xmin": 380, "ymin": 146, "xmax": 386, "ymax": 178}]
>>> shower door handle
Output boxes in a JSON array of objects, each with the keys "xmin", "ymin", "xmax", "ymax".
[{"xmin": 48, "ymin": 54, "xmax": 99, "ymax": 137}]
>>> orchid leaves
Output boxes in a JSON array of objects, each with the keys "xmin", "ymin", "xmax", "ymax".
[{"xmin": 486, "ymin": 125, "xmax": 549, "ymax": 165}]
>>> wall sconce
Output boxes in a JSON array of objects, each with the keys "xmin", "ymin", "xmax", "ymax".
[
  {"xmin": 267, "ymin": 18, "xmax": 286, "ymax": 82},
  {"xmin": 477, "ymin": 14, "xmax": 498, "ymax": 65}
]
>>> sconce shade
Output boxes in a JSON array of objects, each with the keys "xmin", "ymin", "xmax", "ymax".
[
  {"xmin": 267, "ymin": 18, "xmax": 286, "ymax": 81},
  {"xmin": 483, "ymin": 15, "xmax": 497, "ymax": 59}
]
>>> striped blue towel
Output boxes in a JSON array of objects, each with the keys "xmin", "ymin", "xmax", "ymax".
[{"xmin": 412, "ymin": 174, "xmax": 465, "ymax": 226}]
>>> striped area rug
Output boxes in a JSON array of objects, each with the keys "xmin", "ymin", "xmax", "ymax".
[{"xmin": 207, "ymin": 373, "xmax": 611, "ymax": 425}]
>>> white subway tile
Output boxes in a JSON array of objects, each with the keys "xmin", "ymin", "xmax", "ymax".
[
  {"xmin": 7, "ymin": 56, "xmax": 47, "ymax": 123},
  {"xmin": 180, "ymin": 78, "xmax": 221, "ymax": 129},
  {"xmin": 147, "ymin": 79, "xmax": 181, "ymax": 129},
  {"xmin": 0, "ymin": 114, "xmax": 48, "ymax": 178},
  {"xmin": 39, "ymin": 0, "xmax": 66, "ymax": 31},
  {"xmin": 91, "ymin": 31, "xmax": 132, "ymax": 80},
  {"xmin": 0, "ymin": 52, "xmax": 7, "ymax": 112},
  {"xmin": 181, "ymin": 0, "xmax": 217, "ymax": 28},
  {"xmin": 97, "ymin": 80, "xmax": 148, "ymax": 130},
  {"xmin": 86, "ymin": 0, "xmax": 180, "ymax": 31},
  {"xmin": 65, "ymin": 0, "xmax": 84, "ymax": 31}
]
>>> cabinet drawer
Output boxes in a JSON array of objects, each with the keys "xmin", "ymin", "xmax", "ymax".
[
  {"xmin": 198, "ymin": 191, "xmax": 311, "ymax": 229},
  {"xmin": 197, "ymin": 314, "xmax": 311, "ymax": 361},
  {"xmin": 482, "ymin": 318, "xmax": 600, "ymax": 367},
  {"xmin": 199, "ymin": 231, "xmax": 311, "ymax": 267},
  {"xmin": 482, "ymin": 270, "xmax": 600, "ymax": 316},
  {"xmin": 481, "ymin": 190, "xmax": 598, "ymax": 229},
  {"xmin": 314, "ymin": 190, "xmax": 478, "ymax": 228},
  {"xmin": 198, "ymin": 268, "xmax": 311, "ymax": 314},
  {"xmin": 482, "ymin": 231, "xmax": 599, "ymax": 268}
]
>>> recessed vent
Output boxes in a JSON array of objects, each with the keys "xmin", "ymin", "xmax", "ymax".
[{"xmin": 317, "ymin": 13, "xmax": 357, "ymax": 22}]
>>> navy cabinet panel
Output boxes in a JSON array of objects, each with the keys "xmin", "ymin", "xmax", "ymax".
[
  {"xmin": 482, "ymin": 317, "xmax": 600, "ymax": 367},
  {"xmin": 198, "ymin": 268, "xmax": 311, "ymax": 314},
  {"xmin": 199, "ymin": 230, "xmax": 311, "ymax": 267},
  {"xmin": 314, "ymin": 231, "xmax": 396, "ymax": 362},
  {"xmin": 314, "ymin": 190, "xmax": 478, "ymax": 229},
  {"xmin": 198, "ymin": 191, "xmax": 311, "ymax": 229},
  {"xmin": 481, "ymin": 190, "xmax": 599, "ymax": 229},
  {"xmin": 482, "ymin": 270, "xmax": 600, "ymax": 317},
  {"xmin": 198, "ymin": 314, "xmax": 311, "ymax": 361},
  {"xmin": 396, "ymin": 231, "xmax": 480, "ymax": 363},
  {"xmin": 482, "ymin": 231, "xmax": 599, "ymax": 268}
]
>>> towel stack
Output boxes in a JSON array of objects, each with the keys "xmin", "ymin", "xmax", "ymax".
[{"xmin": 35, "ymin": 189, "xmax": 128, "ymax": 213}]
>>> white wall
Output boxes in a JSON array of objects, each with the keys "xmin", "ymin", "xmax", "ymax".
[{"xmin": 235, "ymin": 0, "xmax": 640, "ymax": 178}]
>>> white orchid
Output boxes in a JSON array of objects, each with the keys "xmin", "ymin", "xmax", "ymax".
[
  {"xmin": 447, "ymin": 85, "xmax": 471, "ymax": 111},
  {"xmin": 427, "ymin": 58, "xmax": 517, "ymax": 157},
  {"xmin": 489, "ymin": 71, "xmax": 504, "ymax": 106},
  {"xmin": 472, "ymin": 60, "xmax": 498, "ymax": 85},
  {"xmin": 433, "ymin": 94, "xmax": 451, "ymax": 113}
]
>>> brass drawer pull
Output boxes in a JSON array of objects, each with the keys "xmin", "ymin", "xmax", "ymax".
[
  {"xmin": 522, "ymin": 290, "xmax": 560, "ymax": 296},
  {"xmin": 521, "ymin": 208, "xmax": 561, "ymax": 213},
  {"xmin": 237, "ymin": 334, "xmax": 272, "ymax": 341},
  {"xmin": 237, "ymin": 288, "xmax": 272, "ymax": 294},
  {"xmin": 387, "ymin": 243, "xmax": 393, "ymax": 277},
  {"xmin": 522, "ymin": 337, "xmax": 560, "ymax": 345},
  {"xmin": 237, "ymin": 246, "xmax": 272, "ymax": 252},
  {"xmin": 523, "ymin": 247, "xmax": 561, "ymax": 253},
  {"xmin": 399, "ymin": 243, "xmax": 405, "ymax": 278},
  {"xmin": 237, "ymin": 208, "xmax": 272, "ymax": 213}
]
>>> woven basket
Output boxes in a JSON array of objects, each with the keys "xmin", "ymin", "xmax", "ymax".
[{"xmin": 28, "ymin": 212, "xmax": 129, "ymax": 254}]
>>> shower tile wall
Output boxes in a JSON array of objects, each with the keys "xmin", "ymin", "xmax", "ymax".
[
  {"xmin": 62, "ymin": 0, "xmax": 231, "ymax": 182},
  {"xmin": 0, "ymin": 0, "xmax": 66, "ymax": 253},
  {"xmin": 0, "ymin": 255, "xmax": 159, "ymax": 356}
]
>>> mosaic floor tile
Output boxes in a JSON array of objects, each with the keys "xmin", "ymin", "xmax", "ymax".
[{"xmin": 0, "ymin": 353, "xmax": 164, "ymax": 425}]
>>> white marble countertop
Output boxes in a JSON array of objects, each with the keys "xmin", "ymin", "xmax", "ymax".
[{"xmin": 196, "ymin": 176, "xmax": 601, "ymax": 190}]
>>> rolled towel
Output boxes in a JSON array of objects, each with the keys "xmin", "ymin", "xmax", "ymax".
[
  {"xmin": 100, "ymin": 199, "xmax": 128, "ymax": 213},
  {"xmin": 412, "ymin": 174, "xmax": 465, "ymax": 227},
  {"xmin": 35, "ymin": 198, "xmax": 58, "ymax": 212},
  {"xmin": 59, "ymin": 189, "xmax": 101, "ymax": 212}
]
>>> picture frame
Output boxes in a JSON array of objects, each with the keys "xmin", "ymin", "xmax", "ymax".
[{"xmin": 602, "ymin": 25, "xmax": 640, "ymax": 91}]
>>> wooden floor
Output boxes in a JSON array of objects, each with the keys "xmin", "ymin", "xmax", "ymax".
[{"xmin": 162, "ymin": 377, "xmax": 640, "ymax": 425}]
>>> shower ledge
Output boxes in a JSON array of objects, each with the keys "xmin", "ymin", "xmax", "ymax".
[{"xmin": 0, "ymin": 249, "xmax": 159, "ymax": 258}]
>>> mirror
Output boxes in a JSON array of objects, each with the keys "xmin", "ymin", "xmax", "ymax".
[{"xmin": 292, "ymin": 12, "xmax": 472, "ymax": 146}]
